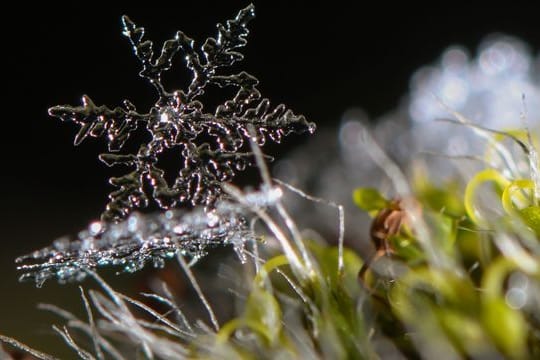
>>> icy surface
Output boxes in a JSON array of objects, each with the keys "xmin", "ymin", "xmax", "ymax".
[{"xmin": 17, "ymin": 201, "xmax": 255, "ymax": 287}]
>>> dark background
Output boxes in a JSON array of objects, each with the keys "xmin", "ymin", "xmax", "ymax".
[{"xmin": 2, "ymin": 1, "xmax": 539, "ymax": 355}]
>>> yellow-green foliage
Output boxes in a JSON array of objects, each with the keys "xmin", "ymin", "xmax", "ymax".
[
  {"xmin": 351, "ymin": 158, "xmax": 540, "ymax": 358},
  {"xmin": 199, "ymin": 141, "xmax": 539, "ymax": 359}
]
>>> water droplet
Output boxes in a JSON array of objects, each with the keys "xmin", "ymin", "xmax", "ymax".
[
  {"xmin": 89, "ymin": 221, "xmax": 103, "ymax": 236},
  {"xmin": 505, "ymin": 288, "xmax": 528, "ymax": 309}
]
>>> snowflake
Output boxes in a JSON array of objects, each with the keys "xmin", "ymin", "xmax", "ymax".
[
  {"xmin": 17, "ymin": 5, "xmax": 314, "ymax": 286},
  {"xmin": 49, "ymin": 4, "xmax": 315, "ymax": 222}
]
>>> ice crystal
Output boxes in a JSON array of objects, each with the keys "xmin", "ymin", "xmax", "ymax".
[
  {"xmin": 49, "ymin": 4, "xmax": 314, "ymax": 222},
  {"xmin": 17, "ymin": 5, "xmax": 313, "ymax": 286},
  {"xmin": 16, "ymin": 200, "xmax": 255, "ymax": 287}
]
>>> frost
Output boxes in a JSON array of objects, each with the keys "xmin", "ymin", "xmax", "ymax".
[
  {"xmin": 407, "ymin": 35, "xmax": 540, "ymax": 159},
  {"xmin": 16, "ymin": 200, "xmax": 255, "ymax": 287},
  {"xmin": 409, "ymin": 36, "xmax": 540, "ymax": 129},
  {"xmin": 49, "ymin": 4, "xmax": 314, "ymax": 222}
]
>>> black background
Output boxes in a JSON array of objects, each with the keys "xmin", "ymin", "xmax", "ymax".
[{"xmin": 2, "ymin": 0, "xmax": 539, "ymax": 354}]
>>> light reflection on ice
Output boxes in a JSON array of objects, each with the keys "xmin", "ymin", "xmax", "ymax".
[
  {"xmin": 409, "ymin": 35, "xmax": 539, "ymax": 130},
  {"xmin": 506, "ymin": 272, "xmax": 530, "ymax": 310}
]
